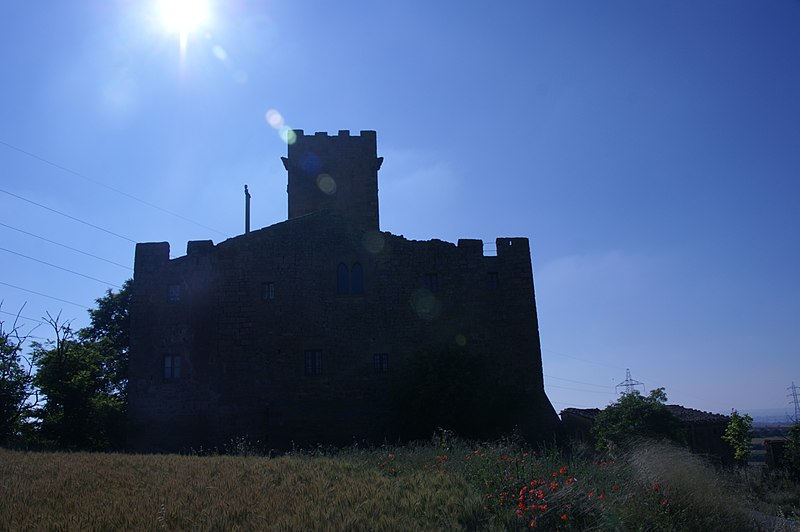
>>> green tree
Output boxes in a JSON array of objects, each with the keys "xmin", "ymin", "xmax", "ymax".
[
  {"xmin": 721, "ymin": 410, "xmax": 753, "ymax": 464},
  {"xmin": 79, "ymin": 280, "xmax": 132, "ymax": 401},
  {"xmin": 592, "ymin": 388, "xmax": 685, "ymax": 452},
  {"xmin": 32, "ymin": 281, "xmax": 131, "ymax": 450},
  {"xmin": 0, "ymin": 309, "xmax": 38, "ymax": 445}
]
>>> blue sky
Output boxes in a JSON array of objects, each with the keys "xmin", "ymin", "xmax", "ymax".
[{"xmin": 1, "ymin": 1, "xmax": 798, "ymax": 417}]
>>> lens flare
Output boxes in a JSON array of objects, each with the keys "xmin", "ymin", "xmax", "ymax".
[
  {"xmin": 265, "ymin": 109, "xmax": 284, "ymax": 129},
  {"xmin": 410, "ymin": 289, "xmax": 441, "ymax": 321},
  {"xmin": 212, "ymin": 45, "xmax": 228, "ymax": 62},
  {"xmin": 279, "ymin": 126, "xmax": 297, "ymax": 145},
  {"xmin": 316, "ymin": 174, "xmax": 337, "ymax": 195},
  {"xmin": 362, "ymin": 231, "xmax": 385, "ymax": 254}
]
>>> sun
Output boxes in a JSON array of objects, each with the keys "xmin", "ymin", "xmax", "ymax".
[{"xmin": 159, "ymin": 0, "xmax": 210, "ymax": 33}]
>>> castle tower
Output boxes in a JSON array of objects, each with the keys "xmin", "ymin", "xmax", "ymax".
[{"xmin": 282, "ymin": 130, "xmax": 383, "ymax": 231}]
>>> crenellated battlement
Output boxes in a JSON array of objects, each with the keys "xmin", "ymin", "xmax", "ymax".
[{"xmin": 284, "ymin": 129, "xmax": 382, "ymax": 231}]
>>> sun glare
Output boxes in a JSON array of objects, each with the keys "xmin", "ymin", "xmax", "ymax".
[{"xmin": 159, "ymin": 0, "xmax": 210, "ymax": 33}]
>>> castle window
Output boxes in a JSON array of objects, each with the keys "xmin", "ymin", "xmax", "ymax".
[
  {"xmin": 425, "ymin": 273, "xmax": 438, "ymax": 292},
  {"xmin": 163, "ymin": 354, "xmax": 182, "ymax": 380},
  {"xmin": 487, "ymin": 272, "xmax": 499, "ymax": 289},
  {"xmin": 304, "ymin": 350, "xmax": 323, "ymax": 375},
  {"xmin": 373, "ymin": 353, "xmax": 389, "ymax": 373},
  {"xmin": 262, "ymin": 282, "xmax": 275, "ymax": 300},
  {"xmin": 337, "ymin": 263, "xmax": 349, "ymax": 294},
  {"xmin": 167, "ymin": 284, "xmax": 181, "ymax": 302},
  {"xmin": 351, "ymin": 262, "xmax": 364, "ymax": 294}
]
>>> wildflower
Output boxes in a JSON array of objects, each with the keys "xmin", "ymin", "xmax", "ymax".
[
  {"xmin": 588, "ymin": 491, "xmax": 594, "ymax": 498},
  {"xmin": 388, "ymin": 453, "xmax": 396, "ymax": 459},
  {"xmin": 599, "ymin": 493, "xmax": 605, "ymax": 500},
  {"xmin": 652, "ymin": 483, "xmax": 660, "ymax": 492},
  {"xmin": 567, "ymin": 477, "xmax": 574, "ymax": 484},
  {"xmin": 550, "ymin": 481, "xmax": 558, "ymax": 490},
  {"xmin": 561, "ymin": 514, "xmax": 568, "ymax": 520},
  {"xmin": 519, "ymin": 486, "xmax": 528, "ymax": 496},
  {"xmin": 612, "ymin": 485, "xmax": 619, "ymax": 491},
  {"xmin": 530, "ymin": 519, "xmax": 536, "ymax": 528},
  {"xmin": 559, "ymin": 466, "xmax": 567, "ymax": 474},
  {"xmin": 530, "ymin": 480, "xmax": 538, "ymax": 486},
  {"xmin": 516, "ymin": 509, "xmax": 524, "ymax": 519},
  {"xmin": 552, "ymin": 471, "xmax": 558, "ymax": 477}
]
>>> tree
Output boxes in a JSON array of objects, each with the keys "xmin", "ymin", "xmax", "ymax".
[
  {"xmin": 0, "ymin": 307, "xmax": 38, "ymax": 445},
  {"xmin": 31, "ymin": 281, "xmax": 131, "ymax": 450},
  {"xmin": 721, "ymin": 410, "xmax": 753, "ymax": 465},
  {"xmin": 593, "ymin": 388, "xmax": 685, "ymax": 452},
  {"xmin": 79, "ymin": 280, "xmax": 132, "ymax": 401}
]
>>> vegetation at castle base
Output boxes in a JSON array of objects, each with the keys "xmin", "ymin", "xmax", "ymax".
[
  {"xmin": 592, "ymin": 388, "xmax": 685, "ymax": 452},
  {"xmin": 3, "ymin": 437, "xmax": 798, "ymax": 531}
]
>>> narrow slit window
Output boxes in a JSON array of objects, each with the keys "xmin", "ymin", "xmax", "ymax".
[
  {"xmin": 336, "ymin": 263, "xmax": 349, "ymax": 294},
  {"xmin": 305, "ymin": 350, "xmax": 323, "ymax": 375},
  {"xmin": 351, "ymin": 262, "xmax": 364, "ymax": 294},
  {"xmin": 373, "ymin": 353, "xmax": 389, "ymax": 373},
  {"xmin": 262, "ymin": 282, "xmax": 275, "ymax": 300},
  {"xmin": 425, "ymin": 273, "xmax": 438, "ymax": 292},
  {"xmin": 167, "ymin": 284, "xmax": 181, "ymax": 302}
]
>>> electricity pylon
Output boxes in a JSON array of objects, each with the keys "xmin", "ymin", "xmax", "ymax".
[{"xmin": 616, "ymin": 368, "xmax": 645, "ymax": 395}]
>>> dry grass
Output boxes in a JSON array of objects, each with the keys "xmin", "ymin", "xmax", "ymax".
[
  {"xmin": 0, "ymin": 448, "xmax": 483, "ymax": 531},
  {"xmin": 1, "ymin": 441, "xmax": 797, "ymax": 531}
]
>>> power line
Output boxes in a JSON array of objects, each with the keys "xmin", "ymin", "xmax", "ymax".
[
  {"xmin": 546, "ymin": 383, "xmax": 617, "ymax": 395},
  {"xmin": 0, "ymin": 246, "xmax": 122, "ymax": 288},
  {"xmin": 0, "ymin": 281, "xmax": 90, "ymax": 309},
  {"xmin": 0, "ymin": 188, "xmax": 136, "ymax": 243},
  {"xmin": 0, "ymin": 309, "xmax": 46, "ymax": 326},
  {"xmin": 0, "ymin": 139, "xmax": 227, "ymax": 237},
  {"xmin": 542, "ymin": 347, "xmax": 626, "ymax": 370},
  {"xmin": 0, "ymin": 222, "xmax": 132, "ymax": 270},
  {"xmin": 544, "ymin": 374, "xmax": 614, "ymax": 389}
]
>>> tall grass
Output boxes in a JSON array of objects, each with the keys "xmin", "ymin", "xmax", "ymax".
[{"xmin": 0, "ymin": 439, "xmax": 796, "ymax": 531}]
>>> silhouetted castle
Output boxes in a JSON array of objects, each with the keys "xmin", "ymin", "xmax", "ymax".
[{"xmin": 128, "ymin": 130, "xmax": 559, "ymax": 451}]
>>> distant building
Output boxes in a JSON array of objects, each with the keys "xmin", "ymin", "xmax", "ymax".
[
  {"xmin": 561, "ymin": 405, "xmax": 734, "ymax": 463},
  {"xmin": 127, "ymin": 130, "xmax": 560, "ymax": 452}
]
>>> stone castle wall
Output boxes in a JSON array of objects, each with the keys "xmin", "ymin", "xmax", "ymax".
[{"xmin": 127, "ymin": 130, "xmax": 559, "ymax": 452}]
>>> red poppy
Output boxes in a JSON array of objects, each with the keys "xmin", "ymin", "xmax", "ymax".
[{"xmin": 561, "ymin": 514, "xmax": 568, "ymax": 520}]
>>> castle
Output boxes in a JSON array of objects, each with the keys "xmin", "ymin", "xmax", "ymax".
[{"xmin": 127, "ymin": 130, "xmax": 560, "ymax": 451}]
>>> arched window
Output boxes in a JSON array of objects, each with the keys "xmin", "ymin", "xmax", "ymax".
[
  {"xmin": 351, "ymin": 262, "xmax": 364, "ymax": 294},
  {"xmin": 337, "ymin": 263, "xmax": 349, "ymax": 294}
]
